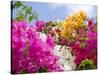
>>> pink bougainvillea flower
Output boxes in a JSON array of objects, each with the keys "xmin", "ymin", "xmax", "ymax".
[
  {"xmin": 12, "ymin": 20, "xmax": 63, "ymax": 74},
  {"xmin": 46, "ymin": 34, "xmax": 56, "ymax": 48},
  {"xmin": 35, "ymin": 20, "xmax": 46, "ymax": 32}
]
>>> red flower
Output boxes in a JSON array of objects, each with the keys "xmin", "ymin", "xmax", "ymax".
[
  {"xmin": 72, "ymin": 41, "xmax": 81, "ymax": 53},
  {"xmin": 88, "ymin": 19, "xmax": 94, "ymax": 26}
]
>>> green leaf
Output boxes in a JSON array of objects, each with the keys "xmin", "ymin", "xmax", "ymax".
[
  {"xmin": 32, "ymin": 11, "xmax": 39, "ymax": 20},
  {"xmin": 78, "ymin": 59, "xmax": 96, "ymax": 70},
  {"xmin": 81, "ymin": 42, "xmax": 86, "ymax": 48},
  {"xmin": 16, "ymin": 16, "xmax": 21, "ymax": 21},
  {"xmin": 56, "ymin": 41, "xmax": 61, "ymax": 45},
  {"xmin": 16, "ymin": 14, "xmax": 25, "ymax": 21},
  {"xmin": 20, "ymin": 69, "xmax": 27, "ymax": 74},
  {"xmin": 22, "ymin": 6, "xmax": 27, "ymax": 10},
  {"xmin": 38, "ymin": 67, "xmax": 48, "ymax": 73},
  {"xmin": 26, "ymin": 7, "xmax": 32, "ymax": 15},
  {"xmin": 15, "ymin": 1, "xmax": 23, "ymax": 8},
  {"xmin": 12, "ymin": 1, "xmax": 39, "ymax": 23},
  {"xmin": 29, "ymin": 15, "xmax": 33, "ymax": 23},
  {"xmin": 44, "ymin": 29, "xmax": 48, "ymax": 34}
]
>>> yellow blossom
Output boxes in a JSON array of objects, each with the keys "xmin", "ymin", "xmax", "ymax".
[{"xmin": 61, "ymin": 11, "xmax": 87, "ymax": 39}]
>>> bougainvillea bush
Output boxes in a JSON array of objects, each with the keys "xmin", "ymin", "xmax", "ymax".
[{"xmin": 11, "ymin": 1, "xmax": 97, "ymax": 74}]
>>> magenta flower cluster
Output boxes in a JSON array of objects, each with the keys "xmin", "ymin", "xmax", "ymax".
[
  {"xmin": 12, "ymin": 20, "xmax": 62, "ymax": 74},
  {"xmin": 71, "ymin": 19, "xmax": 97, "ymax": 65}
]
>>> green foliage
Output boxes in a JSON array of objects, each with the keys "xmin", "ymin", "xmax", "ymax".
[
  {"xmin": 12, "ymin": 1, "xmax": 39, "ymax": 23},
  {"xmin": 81, "ymin": 42, "xmax": 86, "ymax": 48},
  {"xmin": 29, "ymin": 15, "xmax": 34, "ymax": 23},
  {"xmin": 38, "ymin": 67, "xmax": 48, "ymax": 73},
  {"xmin": 19, "ymin": 69, "xmax": 27, "ymax": 74},
  {"xmin": 11, "ymin": 1, "xmax": 23, "ymax": 9},
  {"xmin": 15, "ymin": 1, "xmax": 23, "ymax": 8},
  {"xmin": 78, "ymin": 59, "xmax": 96, "ymax": 70}
]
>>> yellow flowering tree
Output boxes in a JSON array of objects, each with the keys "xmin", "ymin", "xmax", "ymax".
[{"xmin": 61, "ymin": 11, "xmax": 87, "ymax": 39}]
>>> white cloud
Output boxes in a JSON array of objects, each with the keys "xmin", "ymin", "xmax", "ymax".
[
  {"xmin": 48, "ymin": 3, "xmax": 97, "ymax": 17},
  {"xmin": 64, "ymin": 4, "xmax": 97, "ymax": 17}
]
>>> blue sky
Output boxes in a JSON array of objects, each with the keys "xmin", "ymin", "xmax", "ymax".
[{"xmin": 13, "ymin": 1, "xmax": 97, "ymax": 24}]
